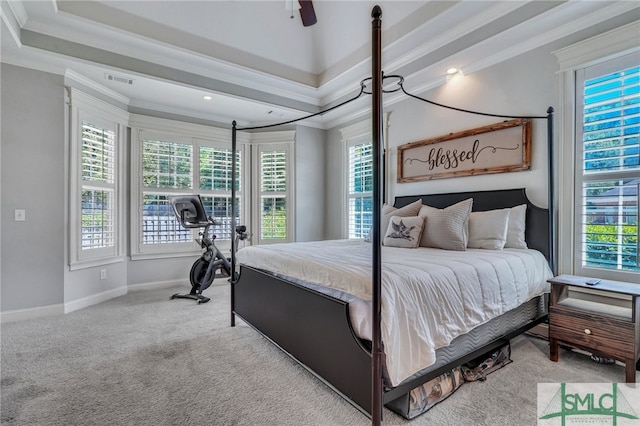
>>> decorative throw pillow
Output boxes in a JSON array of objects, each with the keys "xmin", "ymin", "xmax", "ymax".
[
  {"xmin": 467, "ymin": 208, "xmax": 510, "ymax": 250},
  {"xmin": 367, "ymin": 199, "xmax": 422, "ymax": 242},
  {"xmin": 505, "ymin": 204, "xmax": 528, "ymax": 249},
  {"xmin": 383, "ymin": 215, "xmax": 425, "ymax": 248},
  {"xmin": 419, "ymin": 198, "xmax": 473, "ymax": 250}
]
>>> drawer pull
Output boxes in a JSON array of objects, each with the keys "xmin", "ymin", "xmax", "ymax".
[{"xmin": 584, "ymin": 329, "xmax": 591, "ymax": 335}]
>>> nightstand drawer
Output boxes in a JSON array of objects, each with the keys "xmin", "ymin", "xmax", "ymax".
[{"xmin": 549, "ymin": 308, "xmax": 635, "ymax": 359}]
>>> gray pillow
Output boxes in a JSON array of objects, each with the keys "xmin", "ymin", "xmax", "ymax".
[
  {"xmin": 418, "ymin": 198, "xmax": 473, "ymax": 250},
  {"xmin": 383, "ymin": 215, "xmax": 425, "ymax": 248}
]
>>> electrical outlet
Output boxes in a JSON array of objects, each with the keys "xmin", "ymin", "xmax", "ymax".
[
  {"xmin": 14, "ymin": 209, "xmax": 26, "ymax": 221},
  {"xmin": 100, "ymin": 269, "xmax": 107, "ymax": 280}
]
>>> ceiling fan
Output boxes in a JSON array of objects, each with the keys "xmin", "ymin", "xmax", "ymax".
[
  {"xmin": 288, "ymin": 0, "xmax": 317, "ymax": 27},
  {"xmin": 299, "ymin": 0, "xmax": 317, "ymax": 26}
]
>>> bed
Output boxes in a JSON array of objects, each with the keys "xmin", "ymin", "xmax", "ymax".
[
  {"xmin": 228, "ymin": 7, "xmax": 555, "ymax": 423},
  {"xmin": 231, "ymin": 188, "xmax": 553, "ymax": 418}
]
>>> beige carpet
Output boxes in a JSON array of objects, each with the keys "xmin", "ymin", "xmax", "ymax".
[{"xmin": 1, "ymin": 283, "xmax": 636, "ymax": 425}]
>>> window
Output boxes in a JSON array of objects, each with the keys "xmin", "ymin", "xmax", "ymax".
[
  {"xmin": 131, "ymin": 121, "xmax": 246, "ymax": 257},
  {"xmin": 81, "ymin": 122, "xmax": 116, "ymax": 250},
  {"xmin": 68, "ymin": 88, "xmax": 128, "ymax": 269},
  {"xmin": 260, "ymin": 150, "xmax": 287, "ymax": 240},
  {"xmin": 340, "ymin": 119, "xmax": 385, "ymax": 239},
  {"xmin": 576, "ymin": 61, "xmax": 639, "ymax": 275},
  {"xmin": 347, "ymin": 140, "xmax": 373, "ymax": 239},
  {"xmin": 140, "ymin": 137, "xmax": 193, "ymax": 246},
  {"xmin": 199, "ymin": 144, "xmax": 241, "ymax": 241},
  {"xmin": 131, "ymin": 117, "xmax": 294, "ymax": 257},
  {"xmin": 555, "ymin": 23, "xmax": 639, "ymax": 282},
  {"xmin": 252, "ymin": 135, "xmax": 294, "ymax": 245}
]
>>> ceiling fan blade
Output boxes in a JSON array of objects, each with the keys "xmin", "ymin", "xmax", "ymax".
[{"xmin": 298, "ymin": 0, "xmax": 317, "ymax": 27}]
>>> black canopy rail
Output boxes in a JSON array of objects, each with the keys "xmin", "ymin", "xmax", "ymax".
[
  {"xmin": 229, "ymin": 7, "xmax": 555, "ymax": 425},
  {"xmin": 229, "ymin": 77, "xmax": 368, "ymax": 326},
  {"xmin": 228, "ymin": 77, "xmax": 556, "ymax": 283}
]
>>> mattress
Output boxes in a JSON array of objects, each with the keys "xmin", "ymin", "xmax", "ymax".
[{"xmin": 236, "ymin": 239, "xmax": 552, "ymax": 386}]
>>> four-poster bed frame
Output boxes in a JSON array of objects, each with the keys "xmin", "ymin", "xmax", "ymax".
[{"xmin": 228, "ymin": 6, "xmax": 555, "ymax": 424}]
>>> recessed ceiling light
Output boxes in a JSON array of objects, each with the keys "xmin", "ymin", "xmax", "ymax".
[
  {"xmin": 203, "ymin": 95, "xmax": 212, "ymax": 100},
  {"xmin": 446, "ymin": 68, "xmax": 459, "ymax": 75}
]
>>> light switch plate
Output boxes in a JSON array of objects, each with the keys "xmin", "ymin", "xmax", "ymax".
[{"xmin": 15, "ymin": 209, "xmax": 26, "ymax": 221}]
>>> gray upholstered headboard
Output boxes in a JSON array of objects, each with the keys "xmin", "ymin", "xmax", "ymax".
[{"xmin": 393, "ymin": 188, "xmax": 550, "ymax": 261}]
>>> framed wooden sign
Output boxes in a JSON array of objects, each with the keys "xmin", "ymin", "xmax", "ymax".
[{"xmin": 398, "ymin": 119, "xmax": 532, "ymax": 183}]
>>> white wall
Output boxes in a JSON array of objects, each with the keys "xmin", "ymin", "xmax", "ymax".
[
  {"xmin": 295, "ymin": 125, "xmax": 326, "ymax": 241},
  {"xmin": 0, "ymin": 64, "xmax": 326, "ymax": 319},
  {"xmin": 1, "ymin": 64, "xmax": 65, "ymax": 312},
  {"xmin": 324, "ymin": 45, "xmax": 558, "ymax": 238},
  {"xmin": 387, "ymin": 46, "xmax": 557, "ymax": 208}
]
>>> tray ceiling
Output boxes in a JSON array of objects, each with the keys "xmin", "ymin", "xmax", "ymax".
[{"xmin": 2, "ymin": 1, "xmax": 638, "ymax": 127}]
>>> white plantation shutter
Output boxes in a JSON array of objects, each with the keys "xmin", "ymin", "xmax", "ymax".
[
  {"xmin": 575, "ymin": 60, "xmax": 639, "ymax": 275},
  {"xmin": 82, "ymin": 122, "xmax": 115, "ymax": 183},
  {"xmin": 136, "ymin": 133, "xmax": 244, "ymax": 252},
  {"xmin": 260, "ymin": 149, "xmax": 287, "ymax": 241},
  {"xmin": 142, "ymin": 139, "xmax": 193, "ymax": 190},
  {"xmin": 199, "ymin": 145, "xmax": 242, "ymax": 241},
  {"xmin": 141, "ymin": 138, "xmax": 193, "ymax": 245},
  {"xmin": 252, "ymin": 141, "xmax": 292, "ymax": 244},
  {"xmin": 347, "ymin": 140, "xmax": 373, "ymax": 239},
  {"xmin": 81, "ymin": 121, "xmax": 116, "ymax": 252}
]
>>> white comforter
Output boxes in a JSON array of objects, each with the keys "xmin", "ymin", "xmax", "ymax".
[{"xmin": 236, "ymin": 239, "xmax": 552, "ymax": 386}]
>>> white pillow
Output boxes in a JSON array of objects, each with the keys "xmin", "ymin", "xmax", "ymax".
[
  {"xmin": 505, "ymin": 204, "xmax": 527, "ymax": 249},
  {"xmin": 419, "ymin": 198, "xmax": 473, "ymax": 251},
  {"xmin": 383, "ymin": 215, "xmax": 425, "ymax": 248},
  {"xmin": 468, "ymin": 208, "xmax": 511, "ymax": 250}
]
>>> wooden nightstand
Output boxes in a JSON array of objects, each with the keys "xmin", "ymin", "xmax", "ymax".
[{"xmin": 548, "ymin": 274, "xmax": 640, "ymax": 383}]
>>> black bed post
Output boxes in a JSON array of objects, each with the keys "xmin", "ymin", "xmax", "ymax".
[
  {"xmin": 231, "ymin": 120, "xmax": 237, "ymax": 327},
  {"xmin": 546, "ymin": 107, "xmax": 556, "ymax": 274},
  {"xmin": 371, "ymin": 5, "xmax": 384, "ymax": 426}
]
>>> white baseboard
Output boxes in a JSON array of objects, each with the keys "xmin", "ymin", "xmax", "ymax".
[
  {"xmin": 1, "ymin": 280, "xmax": 189, "ymax": 322},
  {"xmin": 64, "ymin": 285, "xmax": 128, "ymax": 314},
  {"xmin": 0, "ymin": 303, "xmax": 65, "ymax": 323},
  {"xmin": 128, "ymin": 279, "xmax": 186, "ymax": 292}
]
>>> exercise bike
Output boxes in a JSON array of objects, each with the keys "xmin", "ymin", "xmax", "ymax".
[{"xmin": 169, "ymin": 195, "xmax": 248, "ymax": 304}]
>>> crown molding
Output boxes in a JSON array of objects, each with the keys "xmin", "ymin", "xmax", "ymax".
[
  {"xmin": 65, "ymin": 69, "xmax": 130, "ymax": 105},
  {"xmin": 553, "ymin": 20, "xmax": 640, "ymax": 71},
  {"xmin": 0, "ymin": 0, "xmax": 23, "ymax": 47}
]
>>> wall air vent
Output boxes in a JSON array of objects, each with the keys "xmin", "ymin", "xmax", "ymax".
[{"xmin": 105, "ymin": 73, "xmax": 134, "ymax": 85}]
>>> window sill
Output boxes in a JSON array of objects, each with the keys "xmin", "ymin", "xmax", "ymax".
[
  {"xmin": 69, "ymin": 256, "xmax": 125, "ymax": 271},
  {"xmin": 129, "ymin": 251, "xmax": 201, "ymax": 261}
]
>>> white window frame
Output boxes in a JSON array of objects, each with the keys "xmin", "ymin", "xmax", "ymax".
[
  {"xmin": 130, "ymin": 115, "xmax": 249, "ymax": 259},
  {"xmin": 68, "ymin": 88, "xmax": 128, "ymax": 270},
  {"xmin": 346, "ymin": 134, "xmax": 373, "ymax": 239},
  {"xmin": 339, "ymin": 117, "xmax": 389, "ymax": 239},
  {"xmin": 250, "ymin": 131, "xmax": 295, "ymax": 245},
  {"xmin": 555, "ymin": 21, "xmax": 639, "ymax": 283}
]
